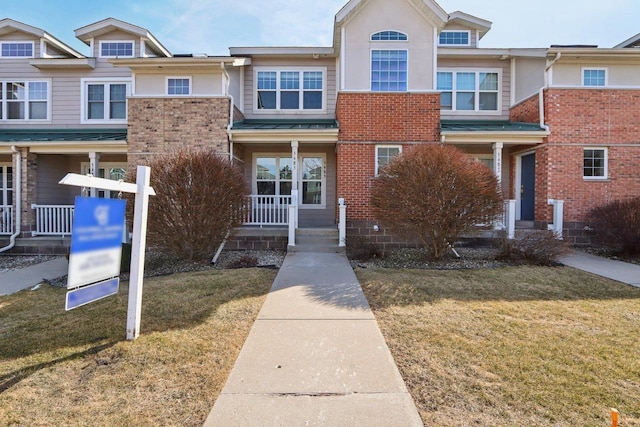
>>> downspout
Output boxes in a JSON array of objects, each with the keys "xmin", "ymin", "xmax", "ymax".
[
  {"xmin": 540, "ymin": 52, "xmax": 562, "ymax": 132},
  {"xmin": 221, "ymin": 62, "xmax": 235, "ymax": 163},
  {"xmin": 212, "ymin": 63, "xmax": 235, "ymax": 265},
  {"xmin": 0, "ymin": 146, "xmax": 21, "ymax": 253}
]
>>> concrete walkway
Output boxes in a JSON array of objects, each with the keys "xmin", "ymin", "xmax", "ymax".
[
  {"xmin": 0, "ymin": 257, "xmax": 68, "ymax": 296},
  {"xmin": 561, "ymin": 251, "xmax": 640, "ymax": 287},
  {"xmin": 204, "ymin": 251, "xmax": 423, "ymax": 427}
]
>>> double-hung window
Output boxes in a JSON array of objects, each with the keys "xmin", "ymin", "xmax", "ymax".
[
  {"xmin": 437, "ymin": 70, "xmax": 499, "ymax": 112},
  {"xmin": 256, "ymin": 69, "xmax": 325, "ymax": 111},
  {"xmin": 583, "ymin": 68, "xmax": 606, "ymax": 87},
  {"xmin": 438, "ymin": 31, "xmax": 471, "ymax": 46},
  {"xmin": 99, "ymin": 41, "xmax": 134, "ymax": 58},
  {"xmin": 82, "ymin": 79, "xmax": 130, "ymax": 123},
  {"xmin": 0, "ymin": 80, "xmax": 50, "ymax": 121},
  {"xmin": 371, "ymin": 50, "xmax": 408, "ymax": 92},
  {"xmin": 583, "ymin": 148, "xmax": 607, "ymax": 179},
  {"xmin": 167, "ymin": 77, "xmax": 191, "ymax": 95},
  {"xmin": 1, "ymin": 42, "xmax": 34, "ymax": 58},
  {"xmin": 375, "ymin": 145, "xmax": 402, "ymax": 175}
]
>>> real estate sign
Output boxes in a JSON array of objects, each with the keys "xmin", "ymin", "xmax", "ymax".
[{"xmin": 67, "ymin": 196, "xmax": 126, "ymax": 290}]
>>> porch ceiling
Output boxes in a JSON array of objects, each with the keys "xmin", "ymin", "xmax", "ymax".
[
  {"xmin": 231, "ymin": 119, "xmax": 339, "ymax": 143},
  {"xmin": 440, "ymin": 120, "xmax": 549, "ymax": 145}
]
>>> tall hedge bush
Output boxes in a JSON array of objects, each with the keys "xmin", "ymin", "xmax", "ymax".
[{"xmin": 371, "ymin": 144, "xmax": 504, "ymax": 259}]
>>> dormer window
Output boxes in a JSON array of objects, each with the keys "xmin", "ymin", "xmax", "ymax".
[
  {"xmin": 99, "ymin": 41, "xmax": 134, "ymax": 58},
  {"xmin": 1, "ymin": 42, "xmax": 34, "ymax": 58},
  {"xmin": 439, "ymin": 31, "xmax": 471, "ymax": 46},
  {"xmin": 371, "ymin": 31, "xmax": 408, "ymax": 41}
]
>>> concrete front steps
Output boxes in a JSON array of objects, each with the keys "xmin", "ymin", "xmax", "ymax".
[{"xmin": 288, "ymin": 228, "xmax": 344, "ymax": 253}]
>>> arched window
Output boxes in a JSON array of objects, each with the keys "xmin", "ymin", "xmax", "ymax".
[{"xmin": 371, "ymin": 31, "xmax": 408, "ymax": 41}]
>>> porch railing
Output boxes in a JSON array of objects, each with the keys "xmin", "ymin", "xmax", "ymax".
[
  {"xmin": 31, "ymin": 204, "xmax": 74, "ymax": 236},
  {"xmin": 0, "ymin": 205, "xmax": 13, "ymax": 235},
  {"xmin": 242, "ymin": 195, "xmax": 292, "ymax": 226}
]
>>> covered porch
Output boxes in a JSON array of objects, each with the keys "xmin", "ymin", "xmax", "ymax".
[
  {"xmin": 231, "ymin": 119, "xmax": 340, "ymax": 230},
  {"xmin": 0, "ymin": 129, "xmax": 127, "ymax": 253}
]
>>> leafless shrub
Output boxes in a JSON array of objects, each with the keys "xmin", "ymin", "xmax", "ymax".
[
  {"xmin": 587, "ymin": 197, "xmax": 640, "ymax": 256},
  {"xmin": 371, "ymin": 144, "xmax": 504, "ymax": 260},
  {"xmin": 140, "ymin": 149, "xmax": 248, "ymax": 262},
  {"xmin": 497, "ymin": 230, "xmax": 570, "ymax": 266}
]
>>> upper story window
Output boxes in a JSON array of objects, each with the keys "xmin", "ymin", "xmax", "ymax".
[
  {"xmin": 583, "ymin": 68, "xmax": 607, "ymax": 87},
  {"xmin": 0, "ymin": 80, "xmax": 49, "ymax": 121},
  {"xmin": 371, "ymin": 50, "xmax": 408, "ymax": 92},
  {"xmin": 82, "ymin": 79, "xmax": 130, "ymax": 123},
  {"xmin": 437, "ymin": 70, "xmax": 499, "ymax": 112},
  {"xmin": 167, "ymin": 77, "xmax": 191, "ymax": 95},
  {"xmin": 256, "ymin": 69, "xmax": 325, "ymax": 111},
  {"xmin": 1, "ymin": 42, "xmax": 34, "ymax": 58},
  {"xmin": 371, "ymin": 31, "xmax": 408, "ymax": 41},
  {"xmin": 583, "ymin": 148, "xmax": 607, "ymax": 179},
  {"xmin": 99, "ymin": 41, "xmax": 134, "ymax": 58},
  {"xmin": 439, "ymin": 31, "xmax": 471, "ymax": 46}
]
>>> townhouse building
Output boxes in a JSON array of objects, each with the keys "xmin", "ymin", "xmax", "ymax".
[{"xmin": 1, "ymin": 0, "xmax": 639, "ymax": 254}]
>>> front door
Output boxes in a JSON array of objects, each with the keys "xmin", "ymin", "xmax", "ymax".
[{"xmin": 520, "ymin": 153, "xmax": 535, "ymax": 221}]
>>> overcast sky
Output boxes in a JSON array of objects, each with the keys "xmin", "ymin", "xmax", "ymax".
[{"xmin": 4, "ymin": 0, "xmax": 639, "ymax": 55}]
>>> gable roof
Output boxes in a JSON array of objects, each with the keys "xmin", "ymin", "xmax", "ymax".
[
  {"xmin": 446, "ymin": 11, "xmax": 492, "ymax": 40},
  {"xmin": 0, "ymin": 18, "xmax": 85, "ymax": 58},
  {"xmin": 333, "ymin": 0, "xmax": 449, "ymax": 53},
  {"xmin": 614, "ymin": 33, "xmax": 640, "ymax": 48},
  {"xmin": 75, "ymin": 18, "xmax": 171, "ymax": 57}
]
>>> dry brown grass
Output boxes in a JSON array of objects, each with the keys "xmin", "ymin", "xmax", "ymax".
[
  {"xmin": 0, "ymin": 268, "xmax": 275, "ymax": 426},
  {"xmin": 357, "ymin": 266, "xmax": 640, "ymax": 426}
]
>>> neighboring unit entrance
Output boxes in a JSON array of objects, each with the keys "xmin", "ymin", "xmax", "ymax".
[{"xmin": 520, "ymin": 153, "xmax": 535, "ymax": 221}]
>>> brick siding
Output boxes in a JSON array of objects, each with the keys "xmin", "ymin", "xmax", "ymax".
[
  {"xmin": 510, "ymin": 93, "xmax": 540, "ymax": 123},
  {"xmin": 127, "ymin": 97, "xmax": 231, "ymax": 168}
]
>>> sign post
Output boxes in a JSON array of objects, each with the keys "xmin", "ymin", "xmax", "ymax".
[{"xmin": 60, "ymin": 165, "xmax": 155, "ymax": 340}]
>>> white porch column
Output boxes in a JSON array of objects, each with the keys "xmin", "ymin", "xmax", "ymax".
[
  {"xmin": 291, "ymin": 141, "xmax": 299, "ymax": 228},
  {"xmin": 492, "ymin": 142, "xmax": 503, "ymax": 186},
  {"xmin": 88, "ymin": 152, "xmax": 100, "ymax": 197}
]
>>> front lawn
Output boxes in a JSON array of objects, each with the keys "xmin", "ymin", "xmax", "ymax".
[
  {"xmin": 0, "ymin": 268, "xmax": 275, "ymax": 426},
  {"xmin": 357, "ymin": 266, "xmax": 640, "ymax": 426}
]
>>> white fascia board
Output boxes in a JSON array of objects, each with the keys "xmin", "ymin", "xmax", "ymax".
[{"xmin": 229, "ymin": 47, "xmax": 335, "ymax": 57}]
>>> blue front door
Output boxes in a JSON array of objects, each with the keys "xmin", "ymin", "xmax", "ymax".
[{"xmin": 520, "ymin": 153, "xmax": 535, "ymax": 221}]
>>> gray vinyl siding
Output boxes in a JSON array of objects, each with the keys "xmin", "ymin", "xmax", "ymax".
[
  {"xmin": 437, "ymin": 58, "xmax": 511, "ymax": 120},
  {"xmin": 36, "ymin": 155, "xmax": 80, "ymax": 204},
  {"xmin": 241, "ymin": 58, "xmax": 337, "ymax": 120},
  {"xmin": 514, "ymin": 57, "xmax": 545, "ymax": 104},
  {"xmin": 241, "ymin": 143, "xmax": 337, "ymax": 227}
]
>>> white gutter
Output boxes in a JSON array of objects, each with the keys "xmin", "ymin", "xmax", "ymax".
[
  {"xmin": 0, "ymin": 146, "xmax": 21, "ymax": 253},
  {"xmin": 221, "ymin": 63, "xmax": 235, "ymax": 162}
]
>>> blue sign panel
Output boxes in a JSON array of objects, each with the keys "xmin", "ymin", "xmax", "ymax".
[
  {"xmin": 66, "ymin": 278, "xmax": 119, "ymax": 311},
  {"xmin": 67, "ymin": 196, "xmax": 126, "ymax": 289}
]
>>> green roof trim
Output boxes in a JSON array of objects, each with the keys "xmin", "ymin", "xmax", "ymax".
[
  {"xmin": 0, "ymin": 129, "xmax": 127, "ymax": 142},
  {"xmin": 233, "ymin": 119, "xmax": 339, "ymax": 130},
  {"xmin": 441, "ymin": 120, "xmax": 545, "ymax": 132}
]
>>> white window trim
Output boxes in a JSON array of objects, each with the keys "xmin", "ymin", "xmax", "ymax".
[
  {"xmin": 0, "ymin": 79, "xmax": 52, "ymax": 122},
  {"xmin": 370, "ymin": 30, "xmax": 409, "ymax": 42},
  {"xmin": 98, "ymin": 40, "xmax": 135, "ymax": 58},
  {"xmin": 251, "ymin": 153, "xmax": 327, "ymax": 209},
  {"xmin": 253, "ymin": 67, "xmax": 327, "ymax": 114},
  {"xmin": 583, "ymin": 147, "xmax": 608, "ymax": 180},
  {"xmin": 80, "ymin": 78, "xmax": 131, "ymax": 124},
  {"xmin": 582, "ymin": 67, "xmax": 608, "ymax": 87},
  {"xmin": 438, "ymin": 31, "xmax": 471, "ymax": 47},
  {"xmin": 437, "ymin": 68, "xmax": 502, "ymax": 115},
  {"xmin": 0, "ymin": 41, "xmax": 35, "ymax": 58},
  {"xmin": 370, "ymin": 49, "xmax": 409, "ymax": 92},
  {"xmin": 166, "ymin": 76, "xmax": 192, "ymax": 96},
  {"xmin": 0, "ymin": 163, "xmax": 13, "ymax": 207},
  {"xmin": 375, "ymin": 145, "xmax": 402, "ymax": 176}
]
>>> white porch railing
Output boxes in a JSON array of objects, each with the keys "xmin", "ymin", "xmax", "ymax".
[
  {"xmin": 242, "ymin": 195, "xmax": 292, "ymax": 226},
  {"xmin": 547, "ymin": 199, "xmax": 565, "ymax": 239},
  {"xmin": 0, "ymin": 205, "xmax": 13, "ymax": 235},
  {"xmin": 31, "ymin": 204, "xmax": 74, "ymax": 236}
]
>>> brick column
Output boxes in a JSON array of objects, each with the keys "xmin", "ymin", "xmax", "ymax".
[{"xmin": 20, "ymin": 149, "xmax": 37, "ymax": 235}]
